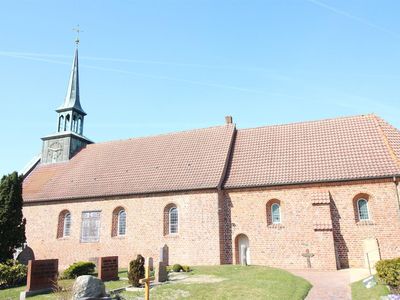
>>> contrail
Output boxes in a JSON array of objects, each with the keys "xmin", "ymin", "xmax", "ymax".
[
  {"xmin": 305, "ymin": 0, "xmax": 400, "ymax": 39},
  {"xmin": 0, "ymin": 50, "xmax": 290, "ymax": 81},
  {"xmin": 0, "ymin": 52, "xmax": 285, "ymax": 96}
]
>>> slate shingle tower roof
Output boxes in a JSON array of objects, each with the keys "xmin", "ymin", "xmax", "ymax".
[
  {"xmin": 56, "ymin": 48, "xmax": 86, "ymax": 115},
  {"xmin": 23, "ymin": 114, "xmax": 400, "ymax": 202}
]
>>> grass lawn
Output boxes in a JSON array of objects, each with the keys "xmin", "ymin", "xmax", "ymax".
[
  {"xmin": 351, "ymin": 276, "xmax": 390, "ymax": 300},
  {"xmin": 0, "ymin": 266, "xmax": 311, "ymax": 300},
  {"xmin": 121, "ymin": 265, "xmax": 311, "ymax": 300},
  {"xmin": 0, "ymin": 269, "xmax": 129, "ymax": 300}
]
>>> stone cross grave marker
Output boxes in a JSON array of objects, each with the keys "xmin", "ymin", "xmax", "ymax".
[
  {"xmin": 98, "ymin": 256, "xmax": 119, "ymax": 281},
  {"xmin": 139, "ymin": 257, "xmax": 155, "ymax": 300},
  {"xmin": 302, "ymin": 249, "xmax": 314, "ymax": 268}
]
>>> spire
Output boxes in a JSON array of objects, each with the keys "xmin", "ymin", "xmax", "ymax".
[{"xmin": 57, "ymin": 48, "xmax": 86, "ymax": 115}]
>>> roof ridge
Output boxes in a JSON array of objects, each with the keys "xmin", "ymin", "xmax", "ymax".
[
  {"xmin": 236, "ymin": 113, "xmax": 375, "ymax": 131},
  {"xmin": 371, "ymin": 114, "xmax": 400, "ymax": 170},
  {"xmin": 87, "ymin": 123, "xmax": 235, "ymax": 147}
]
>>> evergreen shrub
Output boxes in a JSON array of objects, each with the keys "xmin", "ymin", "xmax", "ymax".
[
  {"xmin": 376, "ymin": 257, "xmax": 400, "ymax": 292},
  {"xmin": 128, "ymin": 254, "xmax": 145, "ymax": 287},
  {"xmin": 62, "ymin": 261, "xmax": 96, "ymax": 279},
  {"xmin": 0, "ymin": 260, "xmax": 27, "ymax": 288}
]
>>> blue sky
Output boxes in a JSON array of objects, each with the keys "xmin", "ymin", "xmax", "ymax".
[{"xmin": 1, "ymin": 0, "xmax": 400, "ymax": 176}]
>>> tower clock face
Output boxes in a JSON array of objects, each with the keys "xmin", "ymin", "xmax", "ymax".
[{"xmin": 48, "ymin": 142, "xmax": 63, "ymax": 163}]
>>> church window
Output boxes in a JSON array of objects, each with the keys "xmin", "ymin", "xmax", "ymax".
[
  {"xmin": 64, "ymin": 213, "xmax": 71, "ymax": 236},
  {"xmin": 81, "ymin": 211, "xmax": 101, "ymax": 243},
  {"xmin": 357, "ymin": 198, "xmax": 370, "ymax": 220},
  {"xmin": 164, "ymin": 204, "xmax": 178, "ymax": 235},
  {"xmin": 271, "ymin": 203, "xmax": 281, "ymax": 224},
  {"xmin": 111, "ymin": 207, "xmax": 126, "ymax": 237},
  {"xmin": 118, "ymin": 210, "xmax": 126, "ymax": 235},
  {"xmin": 169, "ymin": 207, "xmax": 178, "ymax": 234},
  {"xmin": 65, "ymin": 114, "xmax": 70, "ymax": 131},
  {"xmin": 58, "ymin": 116, "xmax": 65, "ymax": 132},
  {"xmin": 266, "ymin": 199, "xmax": 282, "ymax": 226},
  {"xmin": 57, "ymin": 210, "xmax": 71, "ymax": 238}
]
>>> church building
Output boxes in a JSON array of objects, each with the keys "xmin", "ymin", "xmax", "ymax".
[{"xmin": 22, "ymin": 47, "xmax": 400, "ymax": 270}]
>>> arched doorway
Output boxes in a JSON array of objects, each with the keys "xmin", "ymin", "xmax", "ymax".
[{"xmin": 235, "ymin": 234, "xmax": 250, "ymax": 265}]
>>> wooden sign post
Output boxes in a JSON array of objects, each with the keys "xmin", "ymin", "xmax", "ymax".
[{"xmin": 139, "ymin": 258, "xmax": 155, "ymax": 300}]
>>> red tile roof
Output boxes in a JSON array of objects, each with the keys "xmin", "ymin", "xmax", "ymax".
[
  {"xmin": 23, "ymin": 125, "xmax": 235, "ymax": 202},
  {"xmin": 23, "ymin": 114, "xmax": 400, "ymax": 202},
  {"xmin": 224, "ymin": 114, "xmax": 400, "ymax": 189}
]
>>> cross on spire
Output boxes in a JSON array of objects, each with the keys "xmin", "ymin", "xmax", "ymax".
[{"xmin": 73, "ymin": 25, "xmax": 83, "ymax": 46}]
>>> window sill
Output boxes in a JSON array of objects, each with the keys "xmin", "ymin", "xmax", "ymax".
[
  {"xmin": 267, "ymin": 224, "xmax": 285, "ymax": 229},
  {"xmin": 356, "ymin": 220, "xmax": 375, "ymax": 226},
  {"xmin": 112, "ymin": 235, "xmax": 126, "ymax": 239},
  {"xmin": 165, "ymin": 233, "xmax": 180, "ymax": 238},
  {"xmin": 57, "ymin": 236, "xmax": 71, "ymax": 240}
]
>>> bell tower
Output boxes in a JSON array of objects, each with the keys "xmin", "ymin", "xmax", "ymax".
[{"xmin": 41, "ymin": 35, "xmax": 92, "ymax": 164}]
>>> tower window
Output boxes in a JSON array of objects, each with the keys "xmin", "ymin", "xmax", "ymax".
[
  {"xmin": 65, "ymin": 114, "xmax": 70, "ymax": 131},
  {"xmin": 58, "ymin": 116, "xmax": 65, "ymax": 132},
  {"xmin": 78, "ymin": 117, "xmax": 83, "ymax": 134}
]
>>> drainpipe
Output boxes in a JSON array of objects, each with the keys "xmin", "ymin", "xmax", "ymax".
[{"xmin": 393, "ymin": 176, "xmax": 400, "ymax": 220}]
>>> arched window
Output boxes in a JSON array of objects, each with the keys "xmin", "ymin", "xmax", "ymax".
[
  {"xmin": 164, "ymin": 204, "xmax": 178, "ymax": 235},
  {"xmin": 169, "ymin": 207, "xmax": 178, "ymax": 234},
  {"xmin": 57, "ymin": 210, "xmax": 71, "ymax": 238},
  {"xmin": 111, "ymin": 207, "xmax": 126, "ymax": 237},
  {"xmin": 77, "ymin": 117, "xmax": 82, "ymax": 134},
  {"xmin": 65, "ymin": 114, "xmax": 70, "ymax": 131},
  {"xmin": 64, "ymin": 213, "xmax": 71, "ymax": 236},
  {"xmin": 271, "ymin": 203, "xmax": 281, "ymax": 224},
  {"xmin": 266, "ymin": 199, "xmax": 282, "ymax": 226},
  {"xmin": 357, "ymin": 198, "xmax": 370, "ymax": 220},
  {"xmin": 72, "ymin": 115, "xmax": 77, "ymax": 133},
  {"xmin": 118, "ymin": 210, "xmax": 126, "ymax": 236},
  {"xmin": 58, "ymin": 116, "xmax": 64, "ymax": 132}
]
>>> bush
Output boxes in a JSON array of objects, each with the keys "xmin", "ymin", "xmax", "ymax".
[
  {"xmin": 172, "ymin": 264, "xmax": 182, "ymax": 272},
  {"xmin": 182, "ymin": 265, "xmax": 191, "ymax": 272},
  {"xmin": 376, "ymin": 257, "xmax": 400, "ymax": 292},
  {"xmin": 0, "ymin": 260, "xmax": 27, "ymax": 288},
  {"xmin": 62, "ymin": 261, "xmax": 96, "ymax": 279},
  {"xmin": 166, "ymin": 265, "xmax": 173, "ymax": 273},
  {"xmin": 128, "ymin": 254, "xmax": 145, "ymax": 287}
]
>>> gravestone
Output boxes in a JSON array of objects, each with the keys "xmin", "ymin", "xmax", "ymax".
[
  {"xmin": 26, "ymin": 259, "xmax": 58, "ymax": 291},
  {"xmin": 98, "ymin": 256, "xmax": 119, "ymax": 281},
  {"xmin": 155, "ymin": 261, "xmax": 168, "ymax": 283},
  {"xmin": 160, "ymin": 244, "xmax": 169, "ymax": 266},
  {"xmin": 363, "ymin": 238, "xmax": 381, "ymax": 269},
  {"xmin": 20, "ymin": 259, "xmax": 58, "ymax": 299},
  {"xmin": 16, "ymin": 245, "xmax": 35, "ymax": 265},
  {"xmin": 148, "ymin": 257, "xmax": 154, "ymax": 271}
]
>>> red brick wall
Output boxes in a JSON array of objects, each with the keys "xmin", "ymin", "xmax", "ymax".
[
  {"xmin": 23, "ymin": 180, "xmax": 400, "ymax": 270},
  {"xmin": 23, "ymin": 190, "xmax": 222, "ymax": 270},
  {"xmin": 223, "ymin": 180, "xmax": 400, "ymax": 270}
]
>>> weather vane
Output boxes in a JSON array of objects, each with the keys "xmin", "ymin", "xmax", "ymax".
[{"xmin": 73, "ymin": 25, "xmax": 83, "ymax": 46}]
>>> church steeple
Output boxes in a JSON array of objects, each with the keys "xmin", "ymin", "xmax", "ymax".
[
  {"xmin": 58, "ymin": 48, "xmax": 86, "ymax": 115},
  {"xmin": 41, "ymin": 39, "xmax": 92, "ymax": 165},
  {"xmin": 55, "ymin": 48, "xmax": 86, "ymax": 135}
]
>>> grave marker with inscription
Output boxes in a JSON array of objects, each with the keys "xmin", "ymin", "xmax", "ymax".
[
  {"xmin": 98, "ymin": 256, "xmax": 119, "ymax": 281},
  {"xmin": 21, "ymin": 259, "xmax": 59, "ymax": 299}
]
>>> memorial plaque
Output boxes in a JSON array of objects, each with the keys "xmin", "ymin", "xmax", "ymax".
[
  {"xmin": 98, "ymin": 256, "xmax": 119, "ymax": 281},
  {"xmin": 26, "ymin": 259, "xmax": 58, "ymax": 292}
]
